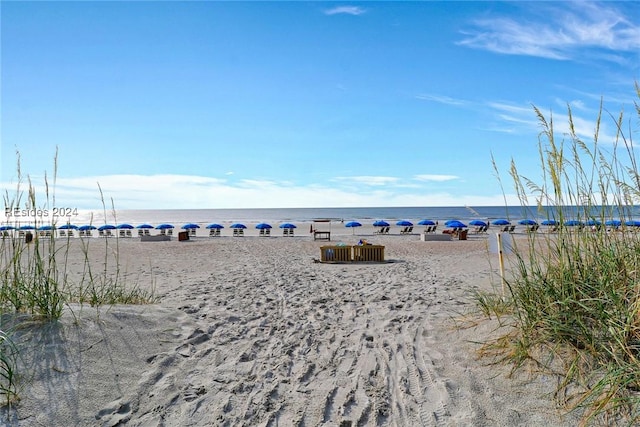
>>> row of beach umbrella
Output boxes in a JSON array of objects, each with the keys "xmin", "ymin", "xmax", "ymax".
[{"xmin": 0, "ymin": 222, "xmax": 300, "ymax": 232}]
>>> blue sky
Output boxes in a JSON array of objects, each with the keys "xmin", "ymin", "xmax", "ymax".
[{"xmin": 2, "ymin": 1, "xmax": 639, "ymax": 210}]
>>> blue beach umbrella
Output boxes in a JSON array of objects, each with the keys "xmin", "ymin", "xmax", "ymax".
[
  {"xmin": 98, "ymin": 225, "xmax": 116, "ymax": 231},
  {"xmin": 469, "ymin": 220, "xmax": 487, "ymax": 227},
  {"xmin": 491, "ymin": 219, "xmax": 510, "ymax": 226},
  {"xmin": 396, "ymin": 220, "xmax": 413, "ymax": 227},
  {"xmin": 345, "ymin": 221, "xmax": 362, "ymax": 234},
  {"xmin": 585, "ymin": 219, "xmax": 601, "ymax": 227},
  {"xmin": 230, "ymin": 223, "xmax": 247, "ymax": 229},
  {"xmin": 155, "ymin": 223, "xmax": 174, "ymax": 230},
  {"xmin": 625, "ymin": 220, "xmax": 640, "ymax": 227},
  {"xmin": 37, "ymin": 225, "xmax": 54, "ymax": 231},
  {"xmin": 278, "ymin": 223, "xmax": 297, "ymax": 229},
  {"xmin": 255, "ymin": 223, "xmax": 272, "ymax": 229},
  {"xmin": 0, "ymin": 226, "xmax": 15, "ymax": 231},
  {"xmin": 19, "ymin": 225, "xmax": 35, "ymax": 230},
  {"xmin": 418, "ymin": 219, "xmax": 436, "ymax": 226},
  {"xmin": 445, "ymin": 220, "xmax": 467, "ymax": 228},
  {"xmin": 206, "ymin": 223, "xmax": 224, "ymax": 229},
  {"xmin": 541, "ymin": 219, "xmax": 558, "ymax": 226},
  {"xmin": 58, "ymin": 224, "xmax": 78, "ymax": 230},
  {"xmin": 78, "ymin": 225, "xmax": 97, "ymax": 231},
  {"xmin": 605, "ymin": 219, "xmax": 622, "ymax": 227},
  {"xmin": 136, "ymin": 224, "xmax": 154, "ymax": 229},
  {"xmin": 564, "ymin": 220, "xmax": 583, "ymax": 227},
  {"xmin": 116, "ymin": 224, "xmax": 134, "ymax": 229},
  {"xmin": 518, "ymin": 219, "xmax": 537, "ymax": 226},
  {"xmin": 181, "ymin": 223, "xmax": 200, "ymax": 229},
  {"xmin": 373, "ymin": 220, "xmax": 389, "ymax": 227}
]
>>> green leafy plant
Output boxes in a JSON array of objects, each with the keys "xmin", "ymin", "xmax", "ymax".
[{"xmin": 479, "ymin": 84, "xmax": 640, "ymax": 426}]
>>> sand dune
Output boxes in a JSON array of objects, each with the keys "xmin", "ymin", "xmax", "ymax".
[{"xmin": 2, "ymin": 234, "xmax": 582, "ymax": 426}]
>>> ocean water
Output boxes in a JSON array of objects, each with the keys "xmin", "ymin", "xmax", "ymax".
[
  {"xmin": 4, "ymin": 205, "xmax": 640, "ymax": 229},
  {"xmin": 73, "ymin": 206, "xmax": 530, "ymax": 226}
]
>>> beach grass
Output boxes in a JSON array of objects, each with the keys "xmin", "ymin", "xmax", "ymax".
[
  {"xmin": 477, "ymin": 84, "xmax": 640, "ymax": 425},
  {"xmin": 0, "ymin": 150, "xmax": 157, "ymax": 406}
]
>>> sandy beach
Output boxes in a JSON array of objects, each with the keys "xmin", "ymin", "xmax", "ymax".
[{"xmin": 1, "ymin": 229, "xmax": 584, "ymax": 426}]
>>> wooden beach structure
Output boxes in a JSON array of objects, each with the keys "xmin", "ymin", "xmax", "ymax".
[{"xmin": 320, "ymin": 245, "xmax": 385, "ymax": 263}]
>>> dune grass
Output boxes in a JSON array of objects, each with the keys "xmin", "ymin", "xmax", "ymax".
[
  {"xmin": 476, "ymin": 84, "xmax": 640, "ymax": 425},
  {"xmin": 0, "ymin": 150, "xmax": 157, "ymax": 406}
]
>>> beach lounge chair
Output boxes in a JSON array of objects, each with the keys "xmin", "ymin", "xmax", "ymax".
[
  {"xmin": 106, "ymin": 230, "xmax": 114, "ymax": 237},
  {"xmin": 525, "ymin": 224, "xmax": 539, "ymax": 233},
  {"xmin": 189, "ymin": 228, "xmax": 196, "ymax": 236},
  {"xmin": 209, "ymin": 229, "xmax": 217, "ymax": 237},
  {"xmin": 126, "ymin": 230, "xmax": 132, "ymax": 237},
  {"xmin": 119, "ymin": 230, "xmax": 126, "ymax": 238},
  {"xmin": 59, "ymin": 230, "xmax": 66, "ymax": 237},
  {"xmin": 79, "ymin": 230, "xmax": 85, "ymax": 237},
  {"xmin": 167, "ymin": 229, "xmax": 173, "ymax": 236},
  {"xmin": 99, "ymin": 230, "xmax": 105, "ymax": 237}
]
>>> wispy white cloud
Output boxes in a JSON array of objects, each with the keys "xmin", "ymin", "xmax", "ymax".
[
  {"xmin": 333, "ymin": 176, "xmax": 399, "ymax": 186},
  {"xmin": 415, "ymin": 94, "xmax": 468, "ymax": 106},
  {"xmin": 412, "ymin": 174, "xmax": 459, "ymax": 182},
  {"xmin": 0, "ymin": 173, "xmax": 515, "ymax": 211},
  {"xmin": 324, "ymin": 6, "xmax": 366, "ymax": 16},
  {"xmin": 457, "ymin": 3, "xmax": 640, "ymax": 61}
]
